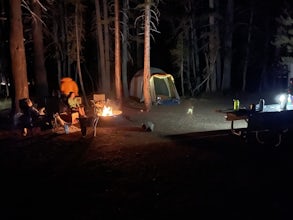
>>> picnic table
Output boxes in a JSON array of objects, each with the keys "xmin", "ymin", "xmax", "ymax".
[{"xmin": 218, "ymin": 104, "xmax": 293, "ymax": 147}]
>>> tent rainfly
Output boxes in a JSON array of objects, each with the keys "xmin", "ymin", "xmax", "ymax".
[{"xmin": 129, "ymin": 67, "xmax": 180, "ymax": 103}]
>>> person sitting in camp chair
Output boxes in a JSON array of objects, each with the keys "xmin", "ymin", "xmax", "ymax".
[
  {"xmin": 18, "ymin": 97, "xmax": 70, "ymax": 136},
  {"xmin": 67, "ymin": 91, "xmax": 86, "ymax": 117},
  {"xmin": 19, "ymin": 98, "xmax": 51, "ymax": 136}
]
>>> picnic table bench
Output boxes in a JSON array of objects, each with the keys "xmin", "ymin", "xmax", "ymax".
[{"xmin": 218, "ymin": 104, "xmax": 293, "ymax": 147}]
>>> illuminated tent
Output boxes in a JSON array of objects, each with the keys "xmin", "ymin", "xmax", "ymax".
[{"xmin": 129, "ymin": 67, "xmax": 180, "ymax": 103}]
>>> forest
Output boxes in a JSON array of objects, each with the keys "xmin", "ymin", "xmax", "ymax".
[{"xmin": 0, "ymin": 0, "xmax": 293, "ymax": 112}]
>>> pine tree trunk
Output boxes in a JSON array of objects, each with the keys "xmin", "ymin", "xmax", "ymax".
[
  {"xmin": 122, "ymin": 0, "xmax": 129, "ymax": 98},
  {"xmin": 186, "ymin": 36, "xmax": 192, "ymax": 94},
  {"xmin": 136, "ymin": 28, "xmax": 143, "ymax": 69},
  {"xmin": 64, "ymin": 3, "xmax": 71, "ymax": 76},
  {"xmin": 31, "ymin": 0, "xmax": 48, "ymax": 101},
  {"xmin": 52, "ymin": 18, "xmax": 62, "ymax": 85},
  {"xmin": 143, "ymin": 0, "xmax": 152, "ymax": 111},
  {"xmin": 180, "ymin": 51, "xmax": 184, "ymax": 97},
  {"xmin": 75, "ymin": 1, "xmax": 88, "ymax": 107},
  {"xmin": 222, "ymin": 0, "xmax": 234, "ymax": 91},
  {"xmin": 191, "ymin": 11, "xmax": 200, "ymax": 95},
  {"xmin": 209, "ymin": 0, "xmax": 217, "ymax": 92},
  {"xmin": 288, "ymin": 64, "xmax": 293, "ymax": 84},
  {"xmin": 258, "ymin": 12, "xmax": 270, "ymax": 92},
  {"xmin": 9, "ymin": 0, "xmax": 29, "ymax": 113},
  {"xmin": 58, "ymin": 2, "xmax": 66, "ymax": 78},
  {"xmin": 215, "ymin": 0, "xmax": 221, "ymax": 90},
  {"xmin": 242, "ymin": 4, "xmax": 254, "ymax": 92},
  {"xmin": 115, "ymin": 0, "xmax": 122, "ymax": 104},
  {"xmin": 205, "ymin": 52, "xmax": 210, "ymax": 92},
  {"xmin": 95, "ymin": 0, "xmax": 107, "ymax": 93},
  {"xmin": 103, "ymin": 0, "xmax": 111, "ymax": 94}
]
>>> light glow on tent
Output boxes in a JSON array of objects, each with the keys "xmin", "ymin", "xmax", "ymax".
[{"xmin": 129, "ymin": 68, "xmax": 180, "ymax": 103}]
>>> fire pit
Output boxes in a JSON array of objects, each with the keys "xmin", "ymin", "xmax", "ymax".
[
  {"xmin": 78, "ymin": 100, "xmax": 123, "ymax": 137},
  {"xmin": 97, "ymin": 105, "xmax": 122, "ymax": 117},
  {"xmin": 89, "ymin": 104, "xmax": 123, "ymax": 137}
]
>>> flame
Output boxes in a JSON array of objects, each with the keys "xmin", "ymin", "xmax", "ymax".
[{"xmin": 101, "ymin": 105, "xmax": 113, "ymax": 116}]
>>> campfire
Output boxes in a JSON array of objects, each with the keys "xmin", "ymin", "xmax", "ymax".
[
  {"xmin": 101, "ymin": 105, "xmax": 113, "ymax": 116},
  {"xmin": 97, "ymin": 105, "xmax": 122, "ymax": 117}
]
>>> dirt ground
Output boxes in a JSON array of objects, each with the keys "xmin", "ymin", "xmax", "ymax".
[{"xmin": 1, "ymin": 93, "xmax": 293, "ymax": 219}]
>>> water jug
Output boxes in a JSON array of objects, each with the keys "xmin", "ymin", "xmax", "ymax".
[
  {"xmin": 259, "ymin": 99, "xmax": 265, "ymax": 111},
  {"xmin": 64, "ymin": 124, "xmax": 69, "ymax": 134},
  {"xmin": 233, "ymin": 99, "xmax": 240, "ymax": 110}
]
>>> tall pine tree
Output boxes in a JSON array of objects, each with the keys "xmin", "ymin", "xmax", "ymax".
[{"xmin": 273, "ymin": 7, "xmax": 293, "ymax": 83}]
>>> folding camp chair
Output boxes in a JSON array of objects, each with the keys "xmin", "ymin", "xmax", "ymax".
[{"xmin": 90, "ymin": 94, "xmax": 106, "ymax": 137}]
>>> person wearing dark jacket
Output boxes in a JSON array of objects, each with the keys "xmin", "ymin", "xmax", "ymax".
[{"xmin": 19, "ymin": 98, "xmax": 52, "ymax": 136}]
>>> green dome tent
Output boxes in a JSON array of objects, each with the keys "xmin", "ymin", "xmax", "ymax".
[{"xmin": 129, "ymin": 67, "xmax": 180, "ymax": 104}]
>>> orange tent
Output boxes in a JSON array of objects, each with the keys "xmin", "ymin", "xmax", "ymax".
[{"xmin": 60, "ymin": 77, "xmax": 79, "ymax": 96}]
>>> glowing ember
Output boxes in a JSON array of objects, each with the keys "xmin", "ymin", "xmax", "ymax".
[{"xmin": 101, "ymin": 106, "xmax": 113, "ymax": 116}]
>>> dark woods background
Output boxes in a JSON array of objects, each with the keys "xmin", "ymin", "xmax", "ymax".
[{"xmin": 0, "ymin": 0, "xmax": 292, "ymax": 100}]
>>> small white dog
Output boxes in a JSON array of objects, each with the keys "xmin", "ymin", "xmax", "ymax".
[{"xmin": 187, "ymin": 106, "xmax": 194, "ymax": 115}]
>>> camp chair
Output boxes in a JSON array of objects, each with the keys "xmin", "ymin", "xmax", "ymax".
[
  {"xmin": 93, "ymin": 94, "xmax": 105, "ymax": 107},
  {"xmin": 49, "ymin": 95, "xmax": 79, "ymax": 125},
  {"xmin": 91, "ymin": 94, "xmax": 105, "ymax": 115},
  {"xmin": 89, "ymin": 94, "xmax": 105, "ymax": 137},
  {"xmin": 68, "ymin": 95, "xmax": 84, "ymax": 123}
]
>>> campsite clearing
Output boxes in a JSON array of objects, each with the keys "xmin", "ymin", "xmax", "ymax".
[{"xmin": 1, "ymin": 93, "xmax": 293, "ymax": 219}]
